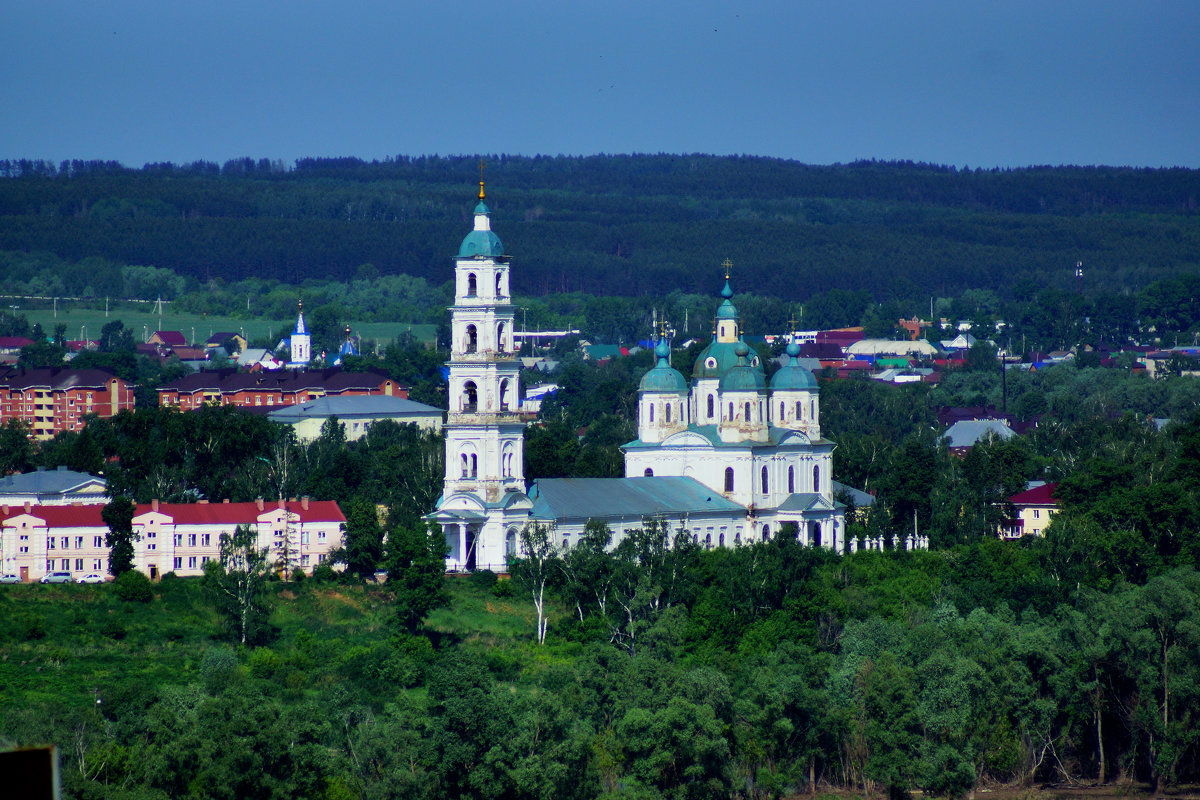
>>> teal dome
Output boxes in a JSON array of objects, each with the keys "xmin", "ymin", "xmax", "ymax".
[
  {"xmin": 771, "ymin": 343, "xmax": 818, "ymax": 390},
  {"xmin": 720, "ymin": 343, "xmax": 766, "ymax": 393},
  {"xmin": 458, "ymin": 229, "xmax": 505, "ymax": 258},
  {"xmin": 640, "ymin": 340, "xmax": 688, "ymax": 393},
  {"xmin": 693, "ymin": 339, "xmax": 764, "ymax": 379}
]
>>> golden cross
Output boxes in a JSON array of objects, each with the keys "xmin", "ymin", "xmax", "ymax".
[
  {"xmin": 722, "ymin": 258, "xmax": 733, "ymax": 279},
  {"xmin": 478, "ymin": 159, "xmax": 486, "ymax": 200}
]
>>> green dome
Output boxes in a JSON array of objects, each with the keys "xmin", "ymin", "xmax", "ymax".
[
  {"xmin": 770, "ymin": 361, "xmax": 818, "ymax": 391},
  {"xmin": 458, "ymin": 229, "xmax": 505, "ymax": 258},
  {"xmin": 640, "ymin": 340, "xmax": 688, "ymax": 393},
  {"xmin": 692, "ymin": 339, "xmax": 764, "ymax": 379},
  {"xmin": 720, "ymin": 343, "xmax": 766, "ymax": 393}
]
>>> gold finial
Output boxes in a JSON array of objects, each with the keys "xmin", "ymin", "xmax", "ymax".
[
  {"xmin": 722, "ymin": 258, "xmax": 733, "ymax": 279},
  {"xmin": 788, "ymin": 312, "xmax": 798, "ymax": 331},
  {"xmin": 478, "ymin": 159, "xmax": 486, "ymax": 200}
]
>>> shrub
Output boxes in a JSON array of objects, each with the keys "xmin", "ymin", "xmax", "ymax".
[
  {"xmin": 491, "ymin": 577, "xmax": 517, "ymax": 598},
  {"xmin": 469, "ymin": 569, "xmax": 498, "ymax": 589},
  {"xmin": 100, "ymin": 617, "xmax": 127, "ymax": 640},
  {"xmin": 291, "ymin": 568, "xmax": 306, "ymax": 584},
  {"xmin": 311, "ymin": 563, "xmax": 337, "ymax": 583},
  {"xmin": 114, "ymin": 570, "xmax": 153, "ymax": 603}
]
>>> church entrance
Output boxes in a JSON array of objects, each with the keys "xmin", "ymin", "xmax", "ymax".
[{"xmin": 465, "ymin": 528, "xmax": 477, "ymax": 572}]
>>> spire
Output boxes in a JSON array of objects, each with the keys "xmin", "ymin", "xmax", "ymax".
[
  {"xmin": 479, "ymin": 158, "xmax": 486, "ymax": 200},
  {"xmin": 294, "ymin": 299, "xmax": 307, "ymax": 335}
]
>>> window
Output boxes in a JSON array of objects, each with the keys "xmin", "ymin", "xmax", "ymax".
[
  {"xmin": 813, "ymin": 465, "xmax": 820, "ymax": 492},
  {"xmin": 202, "ymin": 534, "xmax": 210, "ymax": 546},
  {"xmin": 318, "ymin": 531, "xmax": 326, "ymax": 543},
  {"xmin": 796, "ymin": 401, "xmax": 802, "ymax": 418},
  {"xmin": 75, "ymin": 537, "xmax": 83, "ymax": 549},
  {"xmin": 301, "ymin": 555, "xmax": 310, "ymax": 566},
  {"xmin": 780, "ymin": 401, "xmax": 785, "ymax": 421},
  {"xmin": 1033, "ymin": 509, "xmax": 1040, "ymax": 519},
  {"xmin": 317, "ymin": 554, "xmax": 326, "ymax": 563},
  {"xmin": 301, "ymin": 531, "xmax": 310, "ymax": 545},
  {"xmin": 665, "ymin": 404, "xmax": 671, "ymax": 423},
  {"xmin": 49, "ymin": 538, "xmax": 55, "ymax": 550},
  {"xmin": 173, "ymin": 557, "xmax": 182, "ymax": 570},
  {"xmin": 188, "ymin": 557, "xmax": 197, "ymax": 569},
  {"xmin": 707, "ymin": 394, "xmax": 714, "ymax": 418},
  {"xmin": 724, "ymin": 467, "xmax": 734, "ymax": 492},
  {"xmin": 93, "ymin": 559, "xmax": 102, "ymax": 570},
  {"xmin": 75, "ymin": 559, "xmax": 83, "ymax": 571},
  {"xmin": 649, "ymin": 404, "xmax": 654, "ymax": 422},
  {"xmin": 466, "ymin": 273, "xmax": 477, "ymax": 296},
  {"xmin": 788, "ymin": 466, "xmax": 795, "ymax": 493},
  {"xmin": 61, "ymin": 536, "xmax": 69, "ymax": 550},
  {"xmin": 201, "ymin": 556, "xmax": 211, "ymax": 565},
  {"xmin": 761, "ymin": 465, "xmax": 768, "ymax": 493},
  {"xmin": 744, "ymin": 402, "xmax": 751, "ymax": 420},
  {"xmin": 94, "ymin": 536, "xmax": 103, "ymax": 547},
  {"xmin": 465, "ymin": 325, "xmax": 478, "ymax": 353},
  {"xmin": 762, "ymin": 524, "xmax": 770, "ymax": 541},
  {"xmin": 644, "ymin": 468, "xmax": 654, "ymax": 477},
  {"xmin": 728, "ymin": 402, "xmax": 734, "ymax": 420}
]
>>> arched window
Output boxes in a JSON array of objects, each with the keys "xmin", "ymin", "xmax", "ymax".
[
  {"xmin": 499, "ymin": 378, "xmax": 510, "ymax": 412},
  {"xmin": 724, "ymin": 467, "xmax": 734, "ymax": 492},
  {"xmin": 496, "ymin": 273, "xmax": 503, "ymax": 296},
  {"xmin": 796, "ymin": 400, "xmax": 803, "ymax": 419},
  {"xmin": 707, "ymin": 394, "xmax": 714, "ymax": 418},
  {"xmin": 811, "ymin": 400, "xmax": 817, "ymax": 420},
  {"xmin": 470, "ymin": 454, "xmax": 478, "ymax": 478},
  {"xmin": 506, "ymin": 528, "xmax": 518, "ymax": 557},
  {"xmin": 465, "ymin": 324, "xmax": 478, "ymax": 353},
  {"xmin": 462, "ymin": 381, "xmax": 478, "ymax": 412},
  {"xmin": 704, "ymin": 533, "xmax": 712, "ymax": 549},
  {"xmin": 788, "ymin": 465, "xmax": 795, "ymax": 493},
  {"xmin": 810, "ymin": 521, "xmax": 821, "ymax": 547},
  {"xmin": 780, "ymin": 401, "xmax": 785, "ymax": 421},
  {"xmin": 760, "ymin": 465, "xmax": 768, "ymax": 493},
  {"xmin": 665, "ymin": 404, "xmax": 672, "ymax": 422},
  {"xmin": 649, "ymin": 404, "xmax": 655, "ymax": 422},
  {"xmin": 497, "ymin": 321, "xmax": 506, "ymax": 352},
  {"xmin": 744, "ymin": 402, "xmax": 751, "ymax": 421},
  {"xmin": 759, "ymin": 401, "xmax": 764, "ymax": 421},
  {"xmin": 719, "ymin": 532, "xmax": 725, "ymax": 547},
  {"xmin": 728, "ymin": 402, "xmax": 734, "ymax": 421},
  {"xmin": 813, "ymin": 465, "xmax": 820, "ymax": 492},
  {"xmin": 644, "ymin": 468, "xmax": 654, "ymax": 477},
  {"xmin": 467, "ymin": 273, "xmax": 477, "ymax": 296},
  {"xmin": 761, "ymin": 524, "xmax": 770, "ymax": 541},
  {"xmin": 460, "ymin": 453, "xmax": 470, "ymax": 478}
]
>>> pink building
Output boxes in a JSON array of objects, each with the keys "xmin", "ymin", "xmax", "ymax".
[{"xmin": 0, "ymin": 498, "xmax": 345, "ymax": 582}]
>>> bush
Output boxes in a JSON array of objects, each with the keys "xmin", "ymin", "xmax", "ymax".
[
  {"xmin": 469, "ymin": 569, "xmax": 498, "ymax": 589},
  {"xmin": 100, "ymin": 617, "xmax": 127, "ymax": 640},
  {"xmin": 491, "ymin": 578, "xmax": 517, "ymax": 598},
  {"xmin": 113, "ymin": 570, "xmax": 153, "ymax": 603},
  {"xmin": 311, "ymin": 563, "xmax": 337, "ymax": 583},
  {"xmin": 291, "ymin": 568, "xmax": 306, "ymax": 584}
]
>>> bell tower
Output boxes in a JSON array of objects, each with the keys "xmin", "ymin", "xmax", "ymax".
[{"xmin": 443, "ymin": 180, "xmax": 525, "ymax": 501}]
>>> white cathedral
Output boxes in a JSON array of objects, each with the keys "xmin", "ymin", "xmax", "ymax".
[{"xmin": 428, "ymin": 186, "xmax": 845, "ymax": 571}]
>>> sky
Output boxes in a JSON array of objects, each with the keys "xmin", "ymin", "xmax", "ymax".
[{"xmin": 3, "ymin": 0, "xmax": 1198, "ymax": 170}]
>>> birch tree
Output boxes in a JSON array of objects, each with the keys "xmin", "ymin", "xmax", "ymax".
[{"xmin": 205, "ymin": 524, "xmax": 272, "ymax": 645}]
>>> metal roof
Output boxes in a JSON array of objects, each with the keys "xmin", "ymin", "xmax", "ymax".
[
  {"xmin": 528, "ymin": 476, "xmax": 744, "ymax": 522},
  {"xmin": 268, "ymin": 394, "xmax": 441, "ymax": 422},
  {"xmin": 0, "ymin": 467, "xmax": 105, "ymax": 497}
]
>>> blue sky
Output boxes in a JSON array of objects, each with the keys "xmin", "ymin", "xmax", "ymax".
[{"xmin": 3, "ymin": 1, "xmax": 1197, "ymax": 169}]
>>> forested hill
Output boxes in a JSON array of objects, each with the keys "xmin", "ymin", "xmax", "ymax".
[{"xmin": 1, "ymin": 155, "xmax": 1198, "ymax": 303}]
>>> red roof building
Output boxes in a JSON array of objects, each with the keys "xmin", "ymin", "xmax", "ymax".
[
  {"xmin": 0, "ymin": 367, "xmax": 135, "ymax": 440},
  {"xmin": 1001, "ymin": 482, "xmax": 1059, "ymax": 539},
  {"xmin": 157, "ymin": 368, "xmax": 407, "ymax": 410},
  {"xmin": 0, "ymin": 497, "xmax": 345, "ymax": 582}
]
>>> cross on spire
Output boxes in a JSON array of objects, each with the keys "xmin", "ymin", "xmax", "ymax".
[
  {"xmin": 478, "ymin": 159, "xmax": 486, "ymax": 200},
  {"xmin": 722, "ymin": 258, "xmax": 733, "ymax": 279}
]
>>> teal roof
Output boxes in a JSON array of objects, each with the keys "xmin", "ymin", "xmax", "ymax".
[
  {"xmin": 458, "ymin": 229, "xmax": 505, "ymax": 259},
  {"xmin": 639, "ymin": 339, "xmax": 687, "ymax": 393},
  {"xmin": 770, "ymin": 343, "xmax": 818, "ymax": 390},
  {"xmin": 719, "ymin": 343, "xmax": 766, "ymax": 392},
  {"xmin": 623, "ymin": 425, "xmax": 830, "ymax": 450},
  {"xmin": 528, "ymin": 476, "xmax": 744, "ymax": 521}
]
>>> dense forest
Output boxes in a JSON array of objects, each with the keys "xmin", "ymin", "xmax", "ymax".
[{"xmin": 1, "ymin": 155, "xmax": 1198, "ymax": 308}]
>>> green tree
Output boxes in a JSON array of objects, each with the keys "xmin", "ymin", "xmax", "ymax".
[
  {"xmin": 101, "ymin": 496, "xmax": 138, "ymax": 577},
  {"xmin": 511, "ymin": 523, "xmax": 561, "ymax": 645},
  {"xmin": 0, "ymin": 418, "xmax": 36, "ymax": 475},
  {"xmin": 339, "ymin": 496, "xmax": 384, "ymax": 579},
  {"xmin": 205, "ymin": 523, "xmax": 272, "ymax": 645},
  {"xmin": 387, "ymin": 521, "xmax": 449, "ymax": 635}
]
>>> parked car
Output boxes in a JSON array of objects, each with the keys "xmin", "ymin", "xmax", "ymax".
[
  {"xmin": 0, "ymin": 574, "xmax": 21, "ymax": 584},
  {"xmin": 78, "ymin": 573, "xmax": 107, "ymax": 584},
  {"xmin": 40, "ymin": 571, "xmax": 74, "ymax": 584}
]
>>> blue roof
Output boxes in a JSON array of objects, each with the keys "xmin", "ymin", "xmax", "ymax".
[
  {"xmin": 529, "ymin": 476, "xmax": 744, "ymax": 521},
  {"xmin": 0, "ymin": 467, "xmax": 105, "ymax": 497},
  {"xmin": 268, "ymin": 395, "xmax": 441, "ymax": 422}
]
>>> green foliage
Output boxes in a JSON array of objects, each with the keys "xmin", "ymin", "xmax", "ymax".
[
  {"xmin": 387, "ymin": 523, "xmax": 449, "ymax": 635},
  {"xmin": 102, "ymin": 496, "xmax": 138, "ymax": 576},
  {"xmin": 113, "ymin": 569, "xmax": 153, "ymax": 603},
  {"xmin": 205, "ymin": 524, "xmax": 273, "ymax": 645}
]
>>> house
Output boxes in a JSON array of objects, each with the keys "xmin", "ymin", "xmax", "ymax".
[
  {"xmin": 942, "ymin": 418, "xmax": 1017, "ymax": 455},
  {"xmin": 0, "ymin": 337, "xmax": 34, "ymax": 355},
  {"xmin": 0, "ymin": 497, "xmax": 345, "ymax": 582},
  {"xmin": 268, "ymin": 395, "xmax": 442, "ymax": 442},
  {"xmin": 148, "ymin": 330, "xmax": 188, "ymax": 348},
  {"xmin": 0, "ymin": 466, "xmax": 107, "ymax": 505},
  {"xmin": 0, "ymin": 367, "xmax": 136, "ymax": 440},
  {"xmin": 206, "ymin": 332, "xmax": 248, "ymax": 353},
  {"xmin": 236, "ymin": 348, "xmax": 283, "ymax": 371},
  {"xmin": 1001, "ymin": 482, "xmax": 1059, "ymax": 539}
]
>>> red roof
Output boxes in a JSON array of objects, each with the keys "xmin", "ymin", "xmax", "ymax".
[
  {"xmin": 1, "ymin": 499, "xmax": 345, "ymax": 526},
  {"xmin": 0, "ymin": 336, "xmax": 34, "ymax": 349},
  {"xmin": 151, "ymin": 331, "xmax": 188, "ymax": 347},
  {"xmin": 1009, "ymin": 482, "xmax": 1058, "ymax": 506}
]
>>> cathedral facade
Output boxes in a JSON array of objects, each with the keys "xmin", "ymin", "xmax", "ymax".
[{"xmin": 429, "ymin": 189, "xmax": 844, "ymax": 571}]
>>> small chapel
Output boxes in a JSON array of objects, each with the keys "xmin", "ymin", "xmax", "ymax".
[{"xmin": 428, "ymin": 186, "xmax": 846, "ymax": 571}]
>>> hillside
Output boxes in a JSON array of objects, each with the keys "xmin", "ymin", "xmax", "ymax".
[{"xmin": 1, "ymin": 155, "xmax": 1198, "ymax": 305}]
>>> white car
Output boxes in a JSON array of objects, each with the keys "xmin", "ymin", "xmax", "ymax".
[
  {"xmin": 40, "ymin": 571, "xmax": 74, "ymax": 584},
  {"xmin": 78, "ymin": 573, "xmax": 107, "ymax": 584},
  {"xmin": 0, "ymin": 574, "xmax": 21, "ymax": 584}
]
